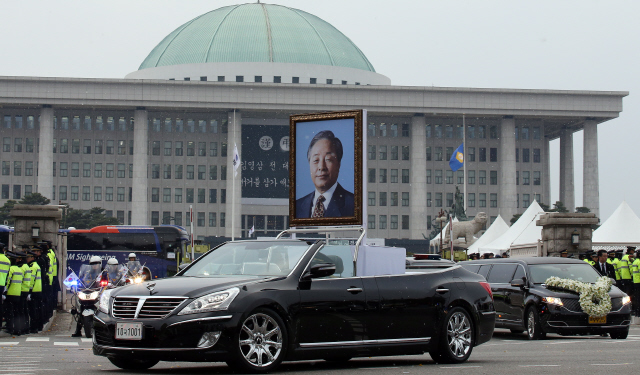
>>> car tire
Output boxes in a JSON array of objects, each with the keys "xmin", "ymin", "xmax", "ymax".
[
  {"xmin": 227, "ymin": 308, "xmax": 287, "ymax": 373},
  {"xmin": 610, "ymin": 329, "xmax": 628, "ymax": 340},
  {"xmin": 510, "ymin": 329, "xmax": 524, "ymax": 334},
  {"xmin": 107, "ymin": 356, "xmax": 159, "ymax": 370},
  {"xmin": 429, "ymin": 307, "xmax": 474, "ymax": 364},
  {"xmin": 525, "ymin": 307, "xmax": 545, "ymax": 340}
]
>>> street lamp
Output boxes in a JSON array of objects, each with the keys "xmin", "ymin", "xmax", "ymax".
[
  {"xmin": 571, "ymin": 229, "xmax": 580, "ymax": 246},
  {"xmin": 32, "ymin": 221, "xmax": 40, "ymax": 239}
]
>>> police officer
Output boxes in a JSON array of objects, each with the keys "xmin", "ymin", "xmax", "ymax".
[
  {"xmin": 33, "ymin": 244, "xmax": 50, "ymax": 324},
  {"xmin": 45, "ymin": 241, "xmax": 60, "ymax": 312},
  {"xmin": 19, "ymin": 247, "xmax": 32, "ymax": 334},
  {"xmin": 611, "ymin": 250, "xmax": 622, "ymax": 287},
  {"xmin": 4, "ymin": 250, "xmax": 24, "ymax": 335},
  {"xmin": 26, "ymin": 249, "xmax": 42, "ymax": 333},
  {"xmin": 632, "ymin": 254, "xmax": 640, "ymax": 317},
  {"xmin": 619, "ymin": 247, "xmax": 635, "ymax": 298},
  {"xmin": 0, "ymin": 243, "xmax": 9, "ymax": 330},
  {"xmin": 106, "ymin": 258, "xmax": 125, "ymax": 285}
]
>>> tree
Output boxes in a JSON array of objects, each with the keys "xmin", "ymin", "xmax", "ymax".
[
  {"xmin": 0, "ymin": 200, "xmax": 17, "ymax": 226},
  {"xmin": 19, "ymin": 192, "xmax": 50, "ymax": 205},
  {"xmin": 539, "ymin": 202, "xmax": 551, "ymax": 212},
  {"xmin": 551, "ymin": 201, "xmax": 569, "ymax": 213},
  {"xmin": 510, "ymin": 213, "xmax": 522, "ymax": 225},
  {"xmin": 63, "ymin": 207, "xmax": 119, "ymax": 229},
  {"xmin": 575, "ymin": 206, "xmax": 591, "ymax": 213}
]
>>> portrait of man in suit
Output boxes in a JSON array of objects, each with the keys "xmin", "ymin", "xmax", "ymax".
[{"xmin": 295, "ymin": 130, "xmax": 355, "ymax": 218}]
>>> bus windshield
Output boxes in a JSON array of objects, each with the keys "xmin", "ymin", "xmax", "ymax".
[{"xmin": 182, "ymin": 241, "xmax": 310, "ymax": 277}]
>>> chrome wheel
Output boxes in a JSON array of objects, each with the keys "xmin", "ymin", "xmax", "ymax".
[
  {"xmin": 447, "ymin": 311, "xmax": 472, "ymax": 358},
  {"xmin": 527, "ymin": 310, "xmax": 535, "ymax": 338},
  {"xmin": 239, "ymin": 313, "xmax": 283, "ymax": 368}
]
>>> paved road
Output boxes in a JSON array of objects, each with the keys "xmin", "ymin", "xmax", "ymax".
[{"xmin": 1, "ymin": 327, "xmax": 640, "ymax": 375}]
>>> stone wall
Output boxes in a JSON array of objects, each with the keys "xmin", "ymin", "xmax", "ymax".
[{"xmin": 537, "ymin": 213, "xmax": 599, "ymax": 257}]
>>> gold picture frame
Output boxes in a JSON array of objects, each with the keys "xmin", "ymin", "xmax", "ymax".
[{"xmin": 289, "ymin": 110, "xmax": 363, "ymax": 227}]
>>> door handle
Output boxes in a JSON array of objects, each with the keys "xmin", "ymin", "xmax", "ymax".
[
  {"xmin": 347, "ymin": 287, "xmax": 363, "ymax": 294},
  {"xmin": 436, "ymin": 288, "xmax": 449, "ymax": 293}
]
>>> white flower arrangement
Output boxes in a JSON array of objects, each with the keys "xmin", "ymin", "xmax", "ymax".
[{"xmin": 544, "ymin": 276, "xmax": 613, "ymax": 317}]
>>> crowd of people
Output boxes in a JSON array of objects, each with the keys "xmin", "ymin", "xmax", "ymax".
[{"xmin": 0, "ymin": 240, "xmax": 59, "ymax": 335}]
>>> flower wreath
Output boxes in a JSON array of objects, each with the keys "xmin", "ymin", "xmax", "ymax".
[{"xmin": 544, "ymin": 276, "xmax": 613, "ymax": 317}]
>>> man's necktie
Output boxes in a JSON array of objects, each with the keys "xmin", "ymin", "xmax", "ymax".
[{"xmin": 312, "ymin": 195, "xmax": 326, "ymax": 218}]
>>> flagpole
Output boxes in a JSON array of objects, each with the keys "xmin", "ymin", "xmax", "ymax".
[
  {"xmin": 232, "ymin": 109, "xmax": 236, "ymax": 241},
  {"xmin": 463, "ymin": 114, "xmax": 467, "ymax": 212}
]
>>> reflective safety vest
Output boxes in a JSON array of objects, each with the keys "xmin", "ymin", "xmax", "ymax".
[
  {"xmin": 612, "ymin": 258, "xmax": 621, "ymax": 280},
  {"xmin": 588, "ymin": 260, "xmax": 596, "ymax": 266},
  {"xmin": 632, "ymin": 259, "xmax": 640, "ymax": 284},
  {"xmin": 29, "ymin": 262, "xmax": 42, "ymax": 293},
  {"xmin": 6, "ymin": 266, "xmax": 23, "ymax": 296},
  {"xmin": 48, "ymin": 249, "xmax": 58, "ymax": 277},
  {"xmin": 20, "ymin": 263, "xmax": 32, "ymax": 292},
  {"xmin": 619, "ymin": 255, "xmax": 633, "ymax": 280},
  {"xmin": 583, "ymin": 259, "xmax": 591, "ymax": 263},
  {"xmin": 0, "ymin": 253, "xmax": 10, "ymax": 287},
  {"xmin": 46, "ymin": 251, "xmax": 54, "ymax": 285},
  {"xmin": 607, "ymin": 258, "xmax": 613, "ymax": 265}
]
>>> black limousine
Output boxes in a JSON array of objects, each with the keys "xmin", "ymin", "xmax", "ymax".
[
  {"xmin": 462, "ymin": 257, "xmax": 631, "ymax": 340},
  {"xmin": 93, "ymin": 240, "xmax": 495, "ymax": 372}
]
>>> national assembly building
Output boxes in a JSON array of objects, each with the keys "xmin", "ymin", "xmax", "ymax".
[{"xmin": 0, "ymin": 3, "xmax": 626, "ymax": 244}]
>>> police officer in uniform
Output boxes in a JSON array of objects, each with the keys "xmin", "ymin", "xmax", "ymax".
[
  {"xmin": 44, "ymin": 241, "xmax": 60, "ymax": 312},
  {"xmin": 619, "ymin": 247, "xmax": 635, "ymax": 300},
  {"xmin": 26, "ymin": 249, "xmax": 42, "ymax": 333},
  {"xmin": 0, "ymin": 243, "xmax": 10, "ymax": 330},
  {"xmin": 4, "ymin": 250, "xmax": 24, "ymax": 335},
  {"xmin": 33, "ymin": 244, "xmax": 50, "ymax": 324},
  {"xmin": 19, "ymin": 247, "xmax": 32, "ymax": 334}
]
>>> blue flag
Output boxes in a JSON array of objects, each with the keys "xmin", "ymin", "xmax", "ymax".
[{"xmin": 449, "ymin": 143, "xmax": 464, "ymax": 172}]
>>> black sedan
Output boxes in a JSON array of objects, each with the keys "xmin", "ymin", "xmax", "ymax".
[
  {"xmin": 462, "ymin": 257, "xmax": 631, "ymax": 339},
  {"xmin": 93, "ymin": 240, "xmax": 495, "ymax": 372}
]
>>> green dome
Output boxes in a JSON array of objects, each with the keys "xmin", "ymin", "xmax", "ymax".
[{"xmin": 139, "ymin": 3, "xmax": 376, "ymax": 72}]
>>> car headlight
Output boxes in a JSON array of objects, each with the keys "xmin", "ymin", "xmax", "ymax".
[
  {"xmin": 622, "ymin": 296, "xmax": 631, "ymax": 306},
  {"xmin": 134, "ymin": 277, "xmax": 142, "ymax": 284},
  {"xmin": 99, "ymin": 288, "xmax": 113, "ymax": 314},
  {"xmin": 542, "ymin": 297, "xmax": 563, "ymax": 306},
  {"xmin": 178, "ymin": 287, "xmax": 240, "ymax": 315},
  {"xmin": 78, "ymin": 291, "xmax": 100, "ymax": 301}
]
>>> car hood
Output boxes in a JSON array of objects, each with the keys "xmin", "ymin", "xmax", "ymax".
[
  {"xmin": 538, "ymin": 284, "xmax": 627, "ymax": 298},
  {"xmin": 111, "ymin": 275, "xmax": 274, "ymax": 299}
]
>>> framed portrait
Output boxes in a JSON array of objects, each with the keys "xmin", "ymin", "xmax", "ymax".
[{"xmin": 289, "ymin": 110, "xmax": 364, "ymax": 227}]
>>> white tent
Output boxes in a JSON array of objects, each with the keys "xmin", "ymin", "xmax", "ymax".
[
  {"xmin": 479, "ymin": 200, "xmax": 544, "ymax": 255},
  {"xmin": 429, "ymin": 217, "xmax": 458, "ymax": 247},
  {"xmin": 467, "ymin": 215, "xmax": 509, "ymax": 253},
  {"xmin": 592, "ymin": 201, "xmax": 640, "ymax": 246}
]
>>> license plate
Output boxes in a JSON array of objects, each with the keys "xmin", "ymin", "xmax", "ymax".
[
  {"xmin": 115, "ymin": 322, "xmax": 143, "ymax": 340},
  {"xmin": 588, "ymin": 316, "xmax": 606, "ymax": 324}
]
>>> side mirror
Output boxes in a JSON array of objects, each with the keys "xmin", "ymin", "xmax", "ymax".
[
  {"xmin": 510, "ymin": 278, "xmax": 526, "ymax": 288},
  {"xmin": 303, "ymin": 263, "xmax": 336, "ymax": 279}
]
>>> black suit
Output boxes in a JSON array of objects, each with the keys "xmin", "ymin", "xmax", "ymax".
[
  {"xmin": 295, "ymin": 183, "xmax": 355, "ymax": 218},
  {"xmin": 595, "ymin": 262, "xmax": 616, "ymax": 279}
]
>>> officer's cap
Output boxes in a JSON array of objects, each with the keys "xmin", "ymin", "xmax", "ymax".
[
  {"xmin": 560, "ymin": 249, "xmax": 568, "ymax": 254},
  {"xmin": 7, "ymin": 250, "xmax": 26, "ymax": 258}
]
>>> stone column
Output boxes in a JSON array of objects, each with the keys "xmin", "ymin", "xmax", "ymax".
[
  {"xmin": 37, "ymin": 105, "xmax": 54, "ymax": 200},
  {"xmin": 499, "ymin": 116, "xmax": 517, "ymax": 222},
  {"xmin": 409, "ymin": 114, "xmax": 427, "ymax": 240},
  {"xmin": 542, "ymin": 122, "xmax": 551, "ymax": 205},
  {"xmin": 559, "ymin": 128, "xmax": 575, "ymax": 212},
  {"xmin": 225, "ymin": 111, "xmax": 242, "ymax": 238},
  {"xmin": 583, "ymin": 119, "xmax": 599, "ymax": 218},
  {"xmin": 132, "ymin": 108, "xmax": 149, "ymax": 225}
]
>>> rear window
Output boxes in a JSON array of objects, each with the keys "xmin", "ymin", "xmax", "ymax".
[
  {"xmin": 487, "ymin": 264, "xmax": 518, "ymax": 284},
  {"xmin": 460, "ymin": 264, "xmax": 480, "ymax": 274}
]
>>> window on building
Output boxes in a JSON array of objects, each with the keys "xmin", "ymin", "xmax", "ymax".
[
  {"xmin": 273, "ymin": 76, "xmax": 281, "ymax": 83},
  {"xmin": 426, "ymin": 169, "xmax": 432, "ymax": 184},
  {"xmin": 457, "ymin": 170, "xmax": 464, "ymax": 184},
  {"xmin": 490, "ymin": 125, "xmax": 498, "ymax": 139},
  {"xmin": 209, "ymin": 165, "xmax": 217, "ymax": 180},
  {"xmin": 368, "ymin": 145, "xmax": 376, "ymax": 160},
  {"xmin": 445, "ymin": 124, "xmax": 453, "ymax": 138},
  {"xmin": 187, "ymin": 141, "xmax": 195, "ymax": 156},
  {"xmin": 402, "ymin": 192, "xmax": 409, "ymax": 206},
  {"xmin": 533, "ymin": 126, "xmax": 541, "ymax": 140},
  {"xmin": 221, "ymin": 165, "xmax": 227, "ymax": 180},
  {"xmin": 467, "ymin": 147, "xmax": 475, "ymax": 162},
  {"xmin": 390, "ymin": 215, "xmax": 398, "ymax": 229},
  {"xmin": 186, "ymin": 165, "xmax": 194, "ymax": 179},
  {"xmin": 427, "ymin": 192, "xmax": 432, "ymax": 207},
  {"xmin": 175, "ymin": 165, "xmax": 183, "ymax": 179},
  {"xmin": 523, "ymin": 171, "xmax": 530, "ymax": 185},
  {"xmin": 425, "ymin": 124, "xmax": 432, "ymax": 138},
  {"xmin": 236, "ymin": 76, "xmax": 244, "ymax": 82},
  {"xmin": 379, "ymin": 145, "xmax": 387, "ymax": 160},
  {"xmin": 367, "ymin": 123, "xmax": 376, "ymax": 137},
  {"xmin": 161, "ymin": 188, "xmax": 170, "ymax": 203},
  {"xmin": 523, "ymin": 194, "xmax": 531, "ymax": 207},
  {"xmin": 14, "ymin": 138, "xmax": 22, "ymax": 152},
  {"xmin": 379, "ymin": 215, "xmax": 387, "ymax": 229},
  {"xmin": 390, "ymin": 145, "xmax": 398, "ymax": 160},
  {"xmin": 402, "ymin": 123, "xmax": 410, "ymax": 137},
  {"xmin": 106, "ymin": 140, "xmax": 114, "ymax": 154},
  {"xmin": 456, "ymin": 124, "xmax": 463, "ymax": 139},
  {"xmin": 209, "ymin": 213, "xmax": 217, "ymax": 227},
  {"xmin": 534, "ymin": 171, "xmax": 541, "ymax": 185},
  {"xmin": 221, "ymin": 189, "xmax": 226, "ymax": 203},
  {"xmin": 24, "ymin": 161, "xmax": 33, "ymax": 176},
  {"xmin": 175, "ymin": 141, "xmax": 183, "ymax": 156},
  {"xmin": 402, "ymin": 169, "xmax": 409, "ymax": 183},
  {"xmin": 1, "ymin": 161, "xmax": 9, "ymax": 176},
  {"xmin": 186, "ymin": 188, "xmax": 194, "ymax": 203},
  {"xmin": 435, "ymin": 192, "xmax": 442, "ymax": 207},
  {"xmin": 93, "ymin": 187, "xmax": 102, "ymax": 201},
  {"xmin": 426, "ymin": 146, "xmax": 431, "ymax": 161},
  {"xmin": 71, "ymin": 162, "xmax": 79, "ymax": 177},
  {"xmin": 390, "ymin": 169, "xmax": 398, "ymax": 183},
  {"xmin": 478, "ymin": 170, "xmax": 486, "ymax": 185},
  {"xmin": 435, "ymin": 124, "xmax": 442, "ymax": 138},
  {"xmin": 220, "ymin": 212, "xmax": 226, "ymax": 227},
  {"xmin": 402, "ymin": 146, "xmax": 410, "ymax": 160},
  {"xmin": 197, "ymin": 165, "xmax": 206, "ymax": 180},
  {"xmin": 435, "ymin": 147, "xmax": 443, "ymax": 161},
  {"xmin": 116, "ymin": 187, "xmax": 124, "ymax": 202},
  {"xmin": 25, "ymin": 138, "xmax": 34, "ymax": 153},
  {"xmin": 151, "ymin": 188, "xmax": 159, "ymax": 202},
  {"xmin": 402, "ymin": 215, "xmax": 409, "ymax": 230},
  {"xmin": 368, "ymin": 192, "xmax": 376, "ymax": 206},
  {"xmin": 379, "ymin": 192, "xmax": 387, "ymax": 206},
  {"xmin": 13, "ymin": 161, "xmax": 21, "ymax": 176},
  {"xmin": 368, "ymin": 168, "xmax": 376, "ymax": 183},
  {"xmin": 447, "ymin": 192, "xmax": 454, "ymax": 207},
  {"xmin": 467, "ymin": 170, "xmax": 475, "ymax": 184},
  {"xmin": 82, "ymin": 186, "xmax": 90, "ymax": 201},
  {"xmin": 479, "ymin": 193, "xmax": 486, "ymax": 207},
  {"xmin": 446, "ymin": 170, "xmax": 453, "ymax": 184},
  {"xmin": 292, "ymin": 77, "xmax": 299, "ymax": 83},
  {"xmin": 435, "ymin": 169, "xmax": 442, "ymax": 184},
  {"xmin": 72, "ymin": 139, "xmax": 80, "ymax": 154},
  {"xmin": 196, "ymin": 188, "xmax": 205, "ymax": 204},
  {"xmin": 533, "ymin": 148, "xmax": 541, "ymax": 163},
  {"xmin": 521, "ymin": 126, "xmax": 529, "ymax": 140},
  {"xmin": 490, "ymin": 170, "xmax": 498, "ymax": 185},
  {"xmin": 379, "ymin": 169, "xmax": 387, "ymax": 183},
  {"xmin": 390, "ymin": 192, "xmax": 398, "ymax": 206},
  {"xmin": 209, "ymin": 189, "xmax": 217, "ymax": 203},
  {"xmin": 390, "ymin": 124, "xmax": 398, "ymax": 137},
  {"xmin": 209, "ymin": 142, "xmax": 217, "ymax": 157},
  {"xmin": 490, "ymin": 193, "xmax": 498, "ymax": 207},
  {"xmin": 83, "ymin": 163, "xmax": 91, "ymax": 177},
  {"xmin": 3, "ymin": 137, "xmax": 10, "ymax": 152},
  {"xmin": 468, "ymin": 193, "xmax": 475, "ymax": 207},
  {"xmin": 310, "ymin": 78, "xmax": 316, "ymax": 84},
  {"xmin": 368, "ymin": 215, "xmax": 375, "ymax": 229}
]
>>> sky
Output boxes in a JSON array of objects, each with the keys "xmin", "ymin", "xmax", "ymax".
[{"xmin": 0, "ymin": 0, "xmax": 637, "ymax": 223}]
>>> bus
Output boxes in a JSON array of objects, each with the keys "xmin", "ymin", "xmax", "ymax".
[
  {"xmin": 65, "ymin": 225, "xmax": 189, "ymax": 281},
  {"xmin": 0, "ymin": 225, "xmax": 12, "ymax": 248}
]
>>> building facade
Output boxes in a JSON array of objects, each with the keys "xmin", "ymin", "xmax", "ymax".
[{"xmin": 0, "ymin": 3, "xmax": 626, "ymax": 242}]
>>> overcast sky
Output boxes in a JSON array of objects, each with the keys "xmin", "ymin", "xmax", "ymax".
[{"xmin": 0, "ymin": 0, "xmax": 637, "ymax": 223}]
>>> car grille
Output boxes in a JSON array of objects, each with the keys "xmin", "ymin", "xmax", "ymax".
[
  {"xmin": 562, "ymin": 297, "xmax": 623, "ymax": 313},
  {"xmin": 112, "ymin": 297, "xmax": 186, "ymax": 319}
]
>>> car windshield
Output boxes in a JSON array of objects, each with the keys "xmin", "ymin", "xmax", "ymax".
[
  {"xmin": 529, "ymin": 263, "xmax": 602, "ymax": 284},
  {"xmin": 181, "ymin": 241, "xmax": 311, "ymax": 277}
]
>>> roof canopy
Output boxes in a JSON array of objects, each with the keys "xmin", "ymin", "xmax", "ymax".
[
  {"xmin": 467, "ymin": 215, "xmax": 509, "ymax": 253},
  {"xmin": 479, "ymin": 201, "xmax": 544, "ymax": 255},
  {"xmin": 592, "ymin": 201, "xmax": 640, "ymax": 246}
]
